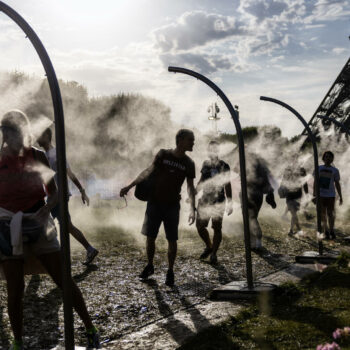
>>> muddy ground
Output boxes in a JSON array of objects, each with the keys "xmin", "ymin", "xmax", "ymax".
[{"xmin": 0, "ymin": 202, "xmax": 349, "ymax": 349}]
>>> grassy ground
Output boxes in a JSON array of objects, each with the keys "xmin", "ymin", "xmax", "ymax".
[
  {"xmin": 1, "ymin": 202, "xmax": 350, "ymax": 349},
  {"xmin": 180, "ymin": 254, "xmax": 350, "ymax": 350}
]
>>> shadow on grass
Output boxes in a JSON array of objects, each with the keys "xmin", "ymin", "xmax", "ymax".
[
  {"xmin": 23, "ymin": 274, "xmax": 62, "ymax": 349},
  {"xmin": 143, "ymin": 279, "xmax": 213, "ymax": 346},
  {"xmin": 143, "ymin": 278, "xmax": 196, "ymax": 344},
  {"xmin": 201, "ymin": 260, "xmax": 236, "ymax": 285},
  {"xmin": 0, "ymin": 304, "xmax": 10, "ymax": 349}
]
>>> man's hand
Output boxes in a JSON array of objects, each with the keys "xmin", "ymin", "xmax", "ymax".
[
  {"xmin": 339, "ymin": 197, "xmax": 343, "ymax": 206},
  {"xmin": 81, "ymin": 189, "xmax": 90, "ymax": 206},
  {"xmin": 226, "ymin": 202, "xmax": 233, "ymax": 216},
  {"xmin": 188, "ymin": 209, "xmax": 195, "ymax": 225},
  {"xmin": 120, "ymin": 185, "xmax": 131, "ymax": 197},
  {"xmin": 265, "ymin": 192, "xmax": 277, "ymax": 209}
]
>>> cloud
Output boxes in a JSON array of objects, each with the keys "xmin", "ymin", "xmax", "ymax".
[
  {"xmin": 160, "ymin": 52, "xmax": 255, "ymax": 75},
  {"xmin": 152, "ymin": 11, "xmax": 245, "ymax": 53},
  {"xmin": 332, "ymin": 47, "xmax": 347, "ymax": 55},
  {"xmin": 307, "ymin": 0, "xmax": 350, "ymax": 22},
  {"xmin": 238, "ymin": 0, "xmax": 290, "ymax": 22}
]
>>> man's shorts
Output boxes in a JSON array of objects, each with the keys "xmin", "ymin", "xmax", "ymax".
[
  {"xmin": 320, "ymin": 197, "xmax": 335, "ymax": 213},
  {"xmin": 51, "ymin": 200, "xmax": 71, "ymax": 220},
  {"xmin": 247, "ymin": 191, "xmax": 263, "ymax": 218},
  {"xmin": 196, "ymin": 200, "xmax": 225, "ymax": 231},
  {"xmin": 0, "ymin": 230, "xmax": 60, "ymax": 261},
  {"xmin": 287, "ymin": 199, "xmax": 300, "ymax": 212},
  {"xmin": 141, "ymin": 201, "xmax": 180, "ymax": 241}
]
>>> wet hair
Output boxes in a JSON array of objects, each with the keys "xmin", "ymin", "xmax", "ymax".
[
  {"xmin": 1, "ymin": 110, "xmax": 32, "ymax": 147},
  {"xmin": 322, "ymin": 151, "xmax": 334, "ymax": 162},
  {"xmin": 175, "ymin": 129, "xmax": 194, "ymax": 146}
]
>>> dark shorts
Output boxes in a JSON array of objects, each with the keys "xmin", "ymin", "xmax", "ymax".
[
  {"xmin": 320, "ymin": 197, "xmax": 335, "ymax": 213},
  {"xmin": 247, "ymin": 191, "xmax": 263, "ymax": 218},
  {"xmin": 287, "ymin": 199, "xmax": 300, "ymax": 212},
  {"xmin": 51, "ymin": 200, "xmax": 71, "ymax": 220},
  {"xmin": 196, "ymin": 200, "xmax": 225, "ymax": 231},
  {"xmin": 141, "ymin": 201, "xmax": 180, "ymax": 241}
]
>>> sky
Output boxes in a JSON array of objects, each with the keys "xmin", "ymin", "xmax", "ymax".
[{"xmin": 0, "ymin": 0, "xmax": 349, "ymax": 138}]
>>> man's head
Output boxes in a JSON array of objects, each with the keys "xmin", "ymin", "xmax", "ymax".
[
  {"xmin": 175, "ymin": 129, "xmax": 195, "ymax": 152},
  {"xmin": 37, "ymin": 128, "xmax": 52, "ymax": 148},
  {"xmin": 207, "ymin": 140, "xmax": 219, "ymax": 160},
  {"xmin": 1, "ymin": 110, "xmax": 32, "ymax": 151},
  {"xmin": 322, "ymin": 150, "xmax": 334, "ymax": 165}
]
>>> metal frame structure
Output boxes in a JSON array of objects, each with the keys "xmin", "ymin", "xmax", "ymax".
[
  {"xmin": 0, "ymin": 2, "xmax": 74, "ymax": 348},
  {"xmin": 304, "ymin": 58, "xmax": 350, "ymax": 135},
  {"xmin": 260, "ymin": 96, "xmax": 324, "ymax": 256},
  {"xmin": 316, "ymin": 115, "xmax": 350, "ymax": 136},
  {"xmin": 168, "ymin": 66, "xmax": 254, "ymax": 289}
]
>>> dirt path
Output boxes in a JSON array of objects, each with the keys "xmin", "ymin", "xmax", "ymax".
[{"xmin": 0, "ymin": 215, "xmax": 347, "ymax": 349}]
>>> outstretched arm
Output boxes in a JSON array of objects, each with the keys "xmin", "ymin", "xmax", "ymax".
[
  {"xmin": 335, "ymin": 180, "xmax": 343, "ymax": 205},
  {"xmin": 67, "ymin": 167, "xmax": 89, "ymax": 205},
  {"xmin": 120, "ymin": 164, "xmax": 155, "ymax": 197},
  {"xmin": 187, "ymin": 177, "xmax": 196, "ymax": 225}
]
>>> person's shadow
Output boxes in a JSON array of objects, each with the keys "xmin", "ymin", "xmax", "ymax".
[
  {"xmin": 22, "ymin": 264, "xmax": 98, "ymax": 349},
  {"xmin": 23, "ymin": 274, "xmax": 62, "ymax": 349},
  {"xmin": 201, "ymin": 260, "xmax": 237, "ymax": 285},
  {"xmin": 0, "ymin": 304, "xmax": 10, "ymax": 349},
  {"xmin": 143, "ymin": 279, "xmax": 199, "ymax": 345}
]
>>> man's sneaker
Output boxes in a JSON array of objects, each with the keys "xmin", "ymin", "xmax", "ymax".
[
  {"xmin": 165, "ymin": 269, "xmax": 175, "ymax": 287},
  {"xmin": 10, "ymin": 340, "xmax": 23, "ymax": 350},
  {"xmin": 83, "ymin": 247, "xmax": 99, "ymax": 265},
  {"xmin": 199, "ymin": 247, "xmax": 212, "ymax": 260},
  {"xmin": 139, "ymin": 264, "xmax": 154, "ymax": 279},
  {"xmin": 325, "ymin": 230, "xmax": 331, "ymax": 240},
  {"xmin": 288, "ymin": 229, "xmax": 294, "ymax": 236},
  {"xmin": 86, "ymin": 326, "xmax": 101, "ymax": 349},
  {"xmin": 209, "ymin": 254, "xmax": 218, "ymax": 265},
  {"xmin": 330, "ymin": 230, "xmax": 336, "ymax": 240}
]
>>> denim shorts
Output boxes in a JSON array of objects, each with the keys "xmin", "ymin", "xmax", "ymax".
[{"xmin": 141, "ymin": 201, "xmax": 180, "ymax": 241}]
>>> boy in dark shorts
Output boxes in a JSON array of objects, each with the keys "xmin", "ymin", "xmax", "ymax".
[
  {"xmin": 196, "ymin": 141, "xmax": 233, "ymax": 264},
  {"xmin": 245, "ymin": 153, "xmax": 276, "ymax": 250},
  {"xmin": 120, "ymin": 129, "xmax": 196, "ymax": 286},
  {"xmin": 314, "ymin": 151, "xmax": 342, "ymax": 239},
  {"xmin": 279, "ymin": 166, "xmax": 308, "ymax": 235}
]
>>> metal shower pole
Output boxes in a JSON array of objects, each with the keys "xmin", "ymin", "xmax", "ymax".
[
  {"xmin": 260, "ymin": 96, "xmax": 323, "ymax": 255},
  {"xmin": 0, "ymin": 2, "xmax": 74, "ymax": 348},
  {"xmin": 169, "ymin": 66, "xmax": 253, "ymax": 289}
]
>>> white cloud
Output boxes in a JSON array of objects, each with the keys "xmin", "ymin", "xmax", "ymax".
[
  {"xmin": 152, "ymin": 11, "xmax": 245, "ymax": 53},
  {"xmin": 332, "ymin": 47, "xmax": 347, "ymax": 55}
]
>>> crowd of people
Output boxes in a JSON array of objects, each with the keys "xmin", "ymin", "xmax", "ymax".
[{"xmin": 0, "ymin": 109, "xmax": 344, "ymax": 349}]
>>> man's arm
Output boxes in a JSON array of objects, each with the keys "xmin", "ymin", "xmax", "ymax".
[
  {"xmin": 335, "ymin": 180, "xmax": 343, "ymax": 205},
  {"xmin": 67, "ymin": 167, "xmax": 89, "ymax": 205},
  {"xmin": 224, "ymin": 182, "xmax": 233, "ymax": 215},
  {"xmin": 187, "ymin": 177, "xmax": 196, "ymax": 225},
  {"xmin": 120, "ymin": 164, "xmax": 155, "ymax": 197},
  {"xmin": 32, "ymin": 149, "xmax": 58, "ymax": 223}
]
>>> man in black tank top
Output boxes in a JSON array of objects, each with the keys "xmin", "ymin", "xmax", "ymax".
[{"xmin": 120, "ymin": 129, "xmax": 196, "ymax": 286}]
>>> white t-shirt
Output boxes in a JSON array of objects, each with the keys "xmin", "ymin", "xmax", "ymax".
[
  {"xmin": 318, "ymin": 165, "xmax": 340, "ymax": 198},
  {"xmin": 45, "ymin": 147, "xmax": 71, "ymax": 195}
]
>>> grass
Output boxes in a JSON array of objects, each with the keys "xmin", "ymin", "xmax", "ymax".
[{"xmin": 180, "ymin": 254, "xmax": 350, "ymax": 350}]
